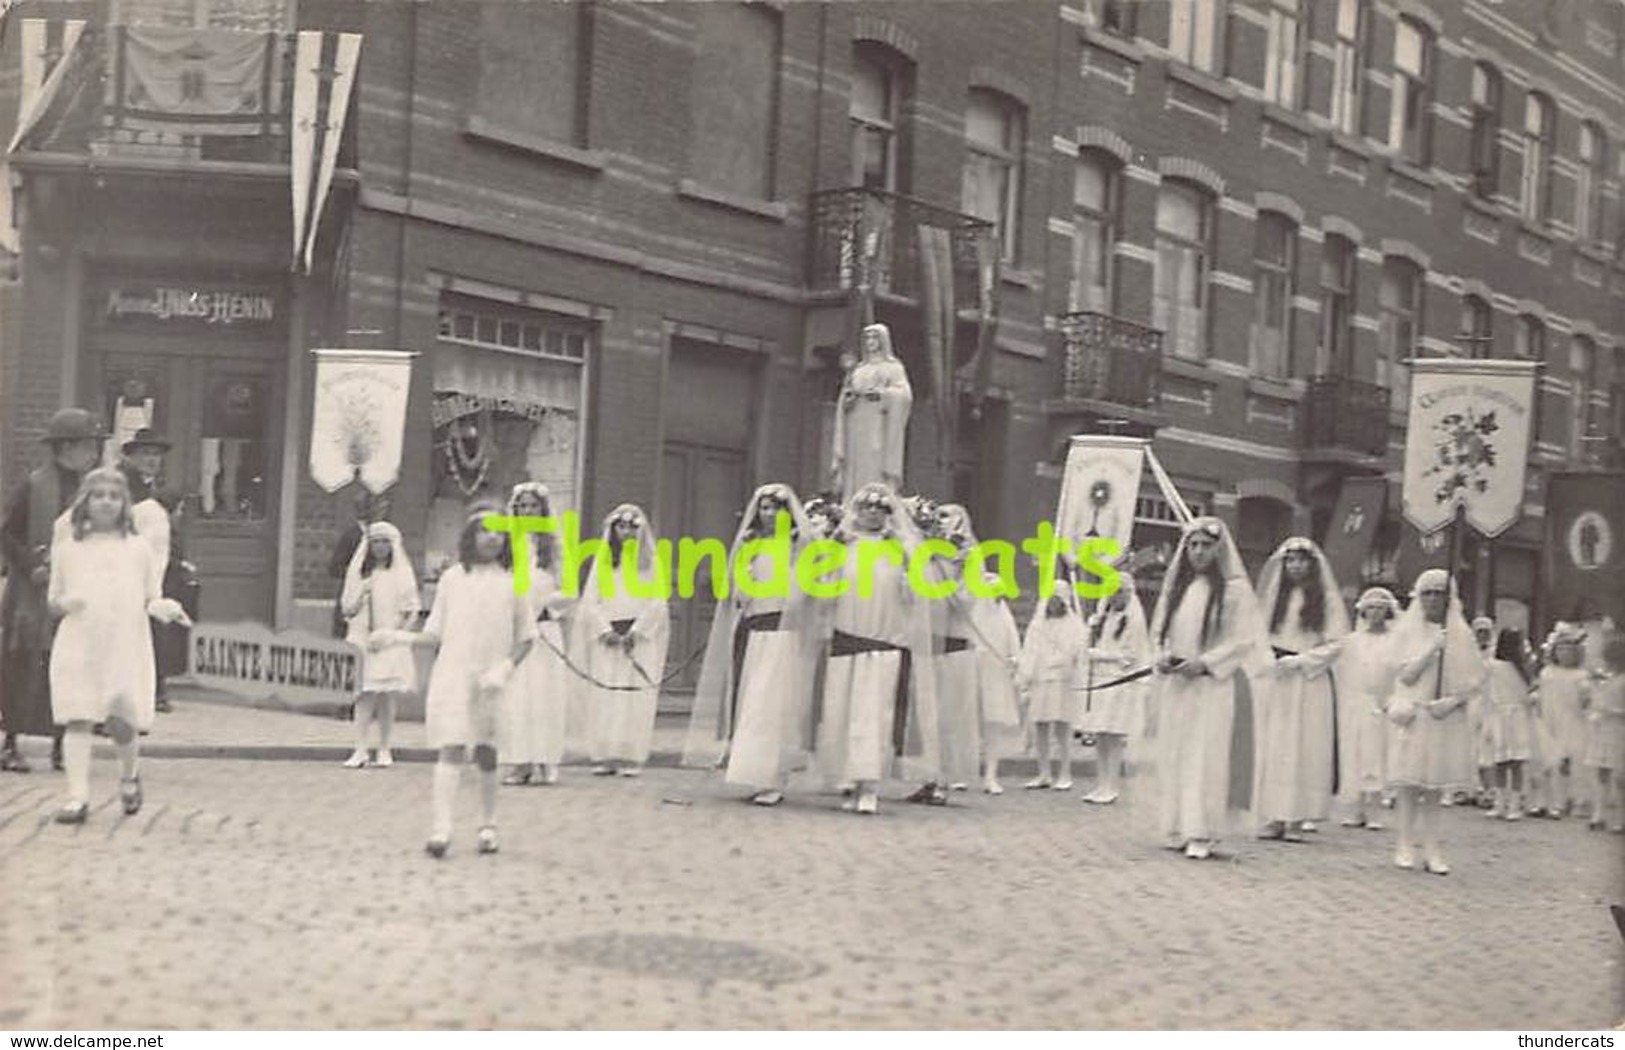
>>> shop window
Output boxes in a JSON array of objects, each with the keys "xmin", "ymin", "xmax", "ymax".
[{"xmin": 196, "ymin": 374, "xmax": 269, "ymax": 521}]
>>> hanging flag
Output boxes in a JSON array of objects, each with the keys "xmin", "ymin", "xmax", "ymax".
[
  {"xmin": 291, "ymin": 31, "xmax": 362, "ymax": 273},
  {"xmin": 1321, "ymin": 475, "xmax": 1388, "ymax": 600},
  {"xmin": 309, "ymin": 349, "xmax": 416, "ymax": 495},
  {"xmin": 964, "ymin": 225, "xmax": 1002, "ymax": 419},
  {"xmin": 1545, "ymin": 471, "xmax": 1625, "ymax": 627},
  {"xmin": 1055, "ymin": 435, "xmax": 1145, "ymax": 561},
  {"xmin": 114, "ymin": 27, "xmax": 277, "ymax": 136},
  {"xmin": 1401, "ymin": 358, "xmax": 1539, "ymax": 539},
  {"xmin": 2, "ymin": 18, "xmax": 81, "ymax": 253},
  {"xmin": 916, "ymin": 223, "xmax": 958, "ymax": 476}
]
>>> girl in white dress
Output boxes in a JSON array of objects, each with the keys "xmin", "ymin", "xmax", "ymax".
[
  {"xmin": 1534, "ymin": 624, "xmax": 1591, "ymax": 818},
  {"xmin": 340, "ymin": 521, "xmax": 420, "ymax": 769},
  {"xmin": 1252, "ymin": 537, "xmax": 1348, "ymax": 841},
  {"xmin": 404, "ymin": 505, "xmax": 537, "ymax": 858},
  {"xmin": 683, "ymin": 484, "xmax": 820, "ymax": 805},
  {"xmin": 1583, "ymin": 634, "xmax": 1625, "ymax": 832},
  {"xmin": 1016, "ymin": 588, "xmax": 1086, "ymax": 791},
  {"xmin": 1481, "ymin": 629, "xmax": 1539, "ymax": 821},
  {"xmin": 1385, "ymin": 569, "xmax": 1482, "ymax": 875},
  {"xmin": 499, "ymin": 482, "xmax": 573, "ymax": 787},
  {"xmin": 1079, "ymin": 572, "xmax": 1151, "ymax": 805},
  {"xmin": 569, "ymin": 504, "xmax": 670, "ymax": 776},
  {"xmin": 1336, "ymin": 587, "xmax": 1401, "ymax": 830},
  {"xmin": 1141, "ymin": 517, "xmax": 1268, "ymax": 861},
  {"xmin": 49, "ymin": 468, "xmax": 189, "ymax": 824},
  {"xmin": 972, "ymin": 571, "xmax": 1023, "ymax": 795}
]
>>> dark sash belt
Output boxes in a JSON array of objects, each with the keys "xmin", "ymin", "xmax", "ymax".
[
  {"xmin": 829, "ymin": 629, "xmax": 912, "ymax": 755},
  {"xmin": 725, "ymin": 611, "xmax": 787, "ymax": 735},
  {"xmin": 609, "ymin": 618, "xmax": 635, "ymax": 636},
  {"xmin": 936, "ymin": 636, "xmax": 970, "ymax": 654}
]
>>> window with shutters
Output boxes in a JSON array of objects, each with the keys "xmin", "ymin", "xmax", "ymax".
[
  {"xmin": 1330, "ymin": 0, "xmax": 1365, "ymax": 135},
  {"xmin": 961, "ymin": 89, "xmax": 1025, "ymax": 263},
  {"xmin": 1317, "ymin": 234, "xmax": 1356, "ymax": 378},
  {"xmin": 1577, "ymin": 121, "xmax": 1607, "ymax": 242},
  {"xmin": 1263, "ymin": 0, "xmax": 1304, "ymax": 108},
  {"xmin": 1168, "ymin": 0, "xmax": 1223, "ymax": 74},
  {"xmin": 1252, "ymin": 212, "xmax": 1296, "ymax": 378},
  {"xmin": 1379, "ymin": 257, "xmax": 1423, "ymax": 411},
  {"xmin": 850, "ymin": 44, "xmax": 911, "ymax": 193},
  {"xmin": 1071, "ymin": 150, "xmax": 1121, "ymax": 313},
  {"xmin": 1460, "ymin": 295, "xmax": 1494, "ymax": 359},
  {"xmin": 689, "ymin": 3, "xmax": 781, "ymax": 202},
  {"xmin": 1469, "ymin": 63, "xmax": 1502, "ymax": 199},
  {"xmin": 1520, "ymin": 93, "xmax": 1555, "ymax": 224},
  {"xmin": 1388, "ymin": 18, "xmax": 1433, "ymax": 164},
  {"xmin": 1153, "ymin": 180, "xmax": 1212, "ymax": 361},
  {"xmin": 474, "ymin": 0, "xmax": 590, "ymax": 149}
]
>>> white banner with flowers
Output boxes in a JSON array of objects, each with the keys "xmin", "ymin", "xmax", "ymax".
[
  {"xmin": 309, "ymin": 349, "xmax": 416, "ymax": 494},
  {"xmin": 1401, "ymin": 358, "xmax": 1539, "ymax": 539}
]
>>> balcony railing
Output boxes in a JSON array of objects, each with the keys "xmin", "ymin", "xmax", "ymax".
[
  {"xmin": 808, "ymin": 187, "xmax": 993, "ymax": 303},
  {"xmin": 20, "ymin": 24, "xmax": 296, "ymax": 166},
  {"xmin": 1058, "ymin": 310, "xmax": 1163, "ymax": 411},
  {"xmin": 1301, "ymin": 375, "xmax": 1390, "ymax": 457}
]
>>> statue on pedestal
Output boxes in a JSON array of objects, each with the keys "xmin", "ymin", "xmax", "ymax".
[{"xmin": 831, "ymin": 323, "xmax": 912, "ymax": 498}]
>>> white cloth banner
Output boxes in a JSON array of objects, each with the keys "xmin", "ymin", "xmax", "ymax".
[
  {"xmin": 309, "ymin": 349, "xmax": 415, "ymax": 495},
  {"xmin": 1055, "ymin": 435, "xmax": 1147, "ymax": 561},
  {"xmin": 1401, "ymin": 358, "xmax": 1538, "ymax": 538},
  {"xmin": 290, "ymin": 31, "xmax": 362, "ymax": 273}
]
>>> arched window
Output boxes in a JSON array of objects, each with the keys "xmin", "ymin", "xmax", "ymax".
[
  {"xmin": 1389, "ymin": 17, "xmax": 1434, "ymax": 164},
  {"xmin": 1330, "ymin": 0, "xmax": 1365, "ymax": 135},
  {"xmin": 1317, "ymin": 234, "xmax": 1356, "ymax": 377},
  {"xmin": 1071, "ymin": 149, "xmax": 1122, "ymax": 312},
  {"xmin": 1379, "ymin": 256, "xmax": 1424, "ymax": 410},
  {"xmin": 1577, "ymin": 121, "xmax": 1607, "ymax": 242},
  {"xmin": 1153, "ymin": 180, "xmax": 1213, "ymax": 360},
  {"xmin": 1252, "ymin": 211, "xmax": 1297, "ymax": 377},
  {"xmin": 1515, "ymin": 314, "xmax": 1546, "ymax": 361},
  {"xmin": 1521, "ymin": 92, "xmax": 1556, "ymax": 224},
  {"xmin": 1460, "ymin": 295, "xmax": 1494, "ymax": 358},
  {"xmin": 850, "ymin": 44, "xmax": 911, "ymax": 193},
  {"xmin": 1469, "ymin": 62, "xmax": 1502, "ymax": 199},
  {"xmin": 962, "ymin": 88, "xmax": 1025, "ymax": 263}
]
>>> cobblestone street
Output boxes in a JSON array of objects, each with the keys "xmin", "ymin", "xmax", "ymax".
[{"xmin": 1, "ymin": 723, "xmax": 1621, "ymax": 1030}]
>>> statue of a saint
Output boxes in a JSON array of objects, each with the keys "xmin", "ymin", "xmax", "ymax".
[{"xmin": 831, "ymin": 323, "xmax": 912, "ymax": 497}]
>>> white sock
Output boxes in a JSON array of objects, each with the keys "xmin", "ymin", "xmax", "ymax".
[
  {"xmin": 64, "ymin": 729, "xmax": 93, "ymax": 804},
  {"xmin": 117, "ymin": 739, "xmax": 139, "ymax": 781},
  {"xmin": 432, "ymin": 761, "xmax": 460, "ymax": 839},
  {"xmin": 479, "ymin": 768, "xmax": 497, "ymax": 826}
]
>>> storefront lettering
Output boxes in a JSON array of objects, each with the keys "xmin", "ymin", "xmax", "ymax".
[
  {"xmin": 106, "ymin": 287, "xmax": 278, "ymax": 326},
  {"xmin": 189, "ymin": 622, "xmax": 359, "ymax": 708},
  {"xmin": 432, "ymin": 391, "xmax": 554, "ymax": 428}
]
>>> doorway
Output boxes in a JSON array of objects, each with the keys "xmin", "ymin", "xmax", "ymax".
[{"xmin": 90, "ymin": 350, "xmax": 281, "ymax": 624}]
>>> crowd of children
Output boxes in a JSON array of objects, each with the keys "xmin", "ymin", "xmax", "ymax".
[{"xmin": 34, "ymin": 469, "xmax": 1625, "ymax": 865}]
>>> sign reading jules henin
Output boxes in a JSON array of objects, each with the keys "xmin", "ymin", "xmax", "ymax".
[{"xmin": 103, "ymin": 285, "xmax": 280, "ymax": 328}]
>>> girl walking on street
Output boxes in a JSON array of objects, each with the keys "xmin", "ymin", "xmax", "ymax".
[
  {"xmin": 1337, "ymin": 588, "xmax": 1401, "ymax": 830},
  {"xmin": 1078, "ymin": 573, "xmax": 1151, "ymax": 805},
  {"xmin": 340, "ymin": 520, "xmax": 420, "ymax": 769},
  {"xmin": 1481, "ymin": 629, "xmax": 1539, "ymax": 821},
  {"xmin": 1016, "ymin": 590, "xmax": 1087, "ymax": 792},
  {"xmin": 499, "ymin": 482, "xmax": 573, "ymax": 787},
  {"xmin": 1583, "ymin": 633, "xmax": 1625, "ymax": 833},
  {"xmin": 49, "ymin": 468, "xmax": 189, "ymax": 824},
  {"xmin": 1534, "ymin": 625, "xmax": 1591, "ymax": 818},
  {"xmin": 406, "ymin": 504, "xmax": 536, "ymax": 858}
]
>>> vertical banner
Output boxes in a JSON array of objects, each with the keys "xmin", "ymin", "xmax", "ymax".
[
  {"xmin": 1321, "ymin": 475, "xmax": 1388, "ymax": 598},
  {"xmin": 309, "ymin": 349, "xmax": 416, "ymax": 494},
  {"xmin": 916, "ymin": 224, "xmax": 958, "ymax": 476},
  {"xmin": 1401, "ymin": 359, "xmax": 1539, "ymax": 539},
  {"xmin": 289, "ymin": 30, "xmax": 322, "ymax": 272},
  {"xmin": 290, "ymin": 32, "xmax": 362, "ymax": 272},
  {"xmin": 1545, "ymin": 471, "xmax": 1625, "ymax": 627},
  {"xmin": 303, "ymin": 32, "xmax": 362, "ymax": 272},
  {"xmin": 1055, "ymin": 435, "xmax": 1146, "ymax": 561},
  {"xmin": 3, "ymin": 19, "xmax": 86, "ymax": 252}
]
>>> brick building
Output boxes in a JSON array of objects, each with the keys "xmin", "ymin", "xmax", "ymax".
[{"xmin": 1, "ymin": 0, "xmax": 1621, "ymax": 695}]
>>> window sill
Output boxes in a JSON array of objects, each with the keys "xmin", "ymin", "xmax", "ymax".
[
  {"xmin": 1001, "ymin": 268, "xmax": 1039, "ymax": 290},
  {"xmin": 675, "ymin": 179, "xmax": 790, "ymax": 222},
  {"xmin": 1161, "ymin": 355, "xmax": 1218, "ymax": 384},
  {"xmin": 1079, "ymin": 25, "xmax": 1145, "ymax": 62},
  {"xmin": 1327, "ymin": 131, "xmax": 1373, "ymax": 159},
  {"xmin": 1517, "ymin": 218, "xmax": 1555, "ymax": 243},
  {"xmin": 1246, "ymin": 375, "xmax": 1304, "ymax": 401},
  {"xmin": 1462, "ymin": 195, "xmax": 1503, "ymax": 221},
  {"xmin": 1387, "ymin": 157, "xmax": 1439, "ymax": 187},
  {"xmin": 463, "ymin": 116, "xmax": 606, "ymax": 174},
  {"xmin": 1575, "ymin": 241, "xmax": 1615, "ymax": 265},
  {"xmin": 1259, "ymin": 102, "xmax": 1316, "ymax": 136},
  {"xmin": 1164, "ymin": 61, "xmax": 1237, "ymax": 102}
]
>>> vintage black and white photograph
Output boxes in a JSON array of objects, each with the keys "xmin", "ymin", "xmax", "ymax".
[{"xmin": 0, "ymin": 0, "xmax": 1622, "ymax": 1033}]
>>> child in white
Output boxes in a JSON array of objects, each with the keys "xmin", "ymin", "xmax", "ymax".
[
  {"xmin": 1583, "ymin": 633, "xmax": 1624, "ymax": 833},
  {"xmin": 1534, "ymin": 624, "xmax": 1591, "ymax": 818},
  {"xmin": 341, "ymin": 521, "xmax": 420, "ymax": 769},
  {"xmin": 406, "ymin": 506, "xmax": 536, "ymax": 858},
  {"xmin": 1481, "ymin": 629, "xmax": 1539, "ymax": 821},
  {"xmin": 500, "ymin": 482, "xmax": 573, "ymax": 786},
  {"xmin": 1337, "ymin": 588, "xmax": 1400, "ymax": 830},
  {"xmin": 1079, "ymin": 572, "xmax": 1150, "ymax": 805},
  {"xmin": 1016, "ymin": 591, "xmax": 1087, "ymax": 791},
  {"xmin": 972, "ymin": 572, "xmax": 1023, "ymax": 795},
  {"xmin": 49, "ymin": 468, "xmax": 188, "ymax": 824}
]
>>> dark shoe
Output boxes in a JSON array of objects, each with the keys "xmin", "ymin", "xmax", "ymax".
[
  {"xmin": 905, "ymin": 783, "xmax": 939, "ymax": 804},
  {"xmin": 50, "ymin": 742, "xmax": 63, "ymax": 772},
  {"xmin": 0, "ymin": 749, "xmax": 31, "ymax": 774},
  {"xmin": 155, "ymin": 697, "xmax": 173, "ymax": 714},
  {"xmin": 425, "ymin": 836, "xmax": 449, "ymax": 859}
]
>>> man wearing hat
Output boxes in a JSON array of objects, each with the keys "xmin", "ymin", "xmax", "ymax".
[
  {"xmin": 119, "ymin": 428, "xmax": 177, "ymax": 712},
  {"xmin": 0, "ymin": 408, "xmax": 103, "ymax": 772}
]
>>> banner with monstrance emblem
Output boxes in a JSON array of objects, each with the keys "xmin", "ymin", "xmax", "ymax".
[
  {"xmin": 1055, "ymin": 435, "xmax": 1192, "ymax": 564},
  {"xmin": 1401, "ymin": 359, "xmax": 1539, "ymax": 539},
  {"xmin": 309, "ymin": 349, "xmax": 416, "ymax": 494}
]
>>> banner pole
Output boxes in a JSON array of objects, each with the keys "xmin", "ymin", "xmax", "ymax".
[{"xmin": 1435, "ymin": 501, "xmax": 1467, "ymax": 700}]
